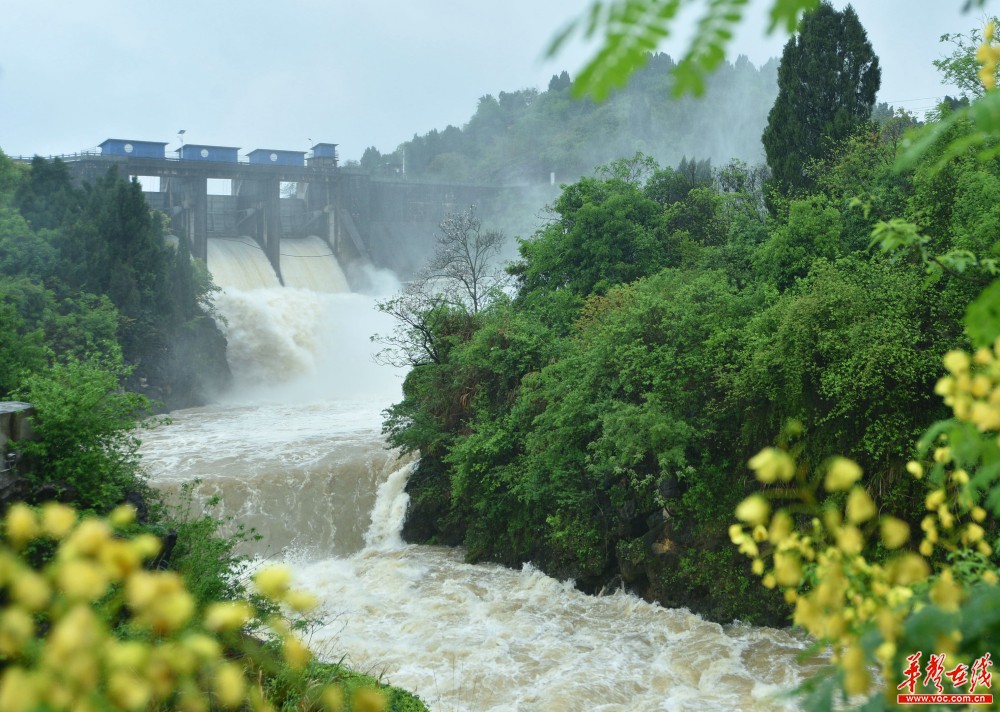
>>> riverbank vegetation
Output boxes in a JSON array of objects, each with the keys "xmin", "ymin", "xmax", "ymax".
[
  {"xmin": 375, "ymin": 0, "xmax": 1000, "ymax": 708},
  {"xmin": 0, "ymin": 157, "xmax": 427, "ymax": 710},
  {"xmin": 0, "ymin": 154, "xmax": 230, "ymax": 411}
]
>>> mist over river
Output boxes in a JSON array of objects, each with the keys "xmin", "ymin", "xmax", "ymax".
[{"xmin": 139, "ymin": 273, "xmax": 818, "ymax": 710}]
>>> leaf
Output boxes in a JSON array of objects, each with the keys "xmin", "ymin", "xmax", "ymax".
[
  {"xmin": 546, "ymin": 20, "xmax": 581, "ymax": 58},
  {"xmin": 572, "ymin": 0, "xmax": 684, "ymax": 101},
  {"xmin": 965, "ymin": 279, "xmax": 1000, "ymax": 347},
  {"xmin": 767, "ymin": 0, "xmax": 819, "ymax": 34},
  {"xmin": 895, "ymin": 110, "xmax": 964, "ymax": 172}
]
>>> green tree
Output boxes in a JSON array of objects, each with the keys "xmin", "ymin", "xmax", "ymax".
[
  {"xmin": 16, "ymin": 353, "xmax": 151, "ymax": 509},
  {"xmin": 14, "ymin": 156, "xmax": 81, "ymax": 230},
  {"xmin": 762, "ymin": 2, "xmax": 881, "ymax": 197},
  {"xmin": 933, "ymin": 18, "xmax": 1000, "ymax": 99}
]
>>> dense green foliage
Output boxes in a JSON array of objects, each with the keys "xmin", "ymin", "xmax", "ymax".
[
  {"xmin": 384, "ymin": 84, "xmax": 996, "ymax": 622},
  {"xmin": 360, "ymin": 53, "xmax": 777, "ymax": 185},
  {"xmin": 0, "ymin": 151, "xmax": 426, "ymax": 710},
  {"xmin": 762, "ymin": 2, "xmax": 881, "ymax": 197},
  {"xmin": 0, "ymin": 153, "xmax": 229, "ymax": 410}
]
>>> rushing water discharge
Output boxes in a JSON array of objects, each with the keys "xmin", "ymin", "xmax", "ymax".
[{"xmin": 139, "ymin": 257, "xmax": 819, "ymax": 711}]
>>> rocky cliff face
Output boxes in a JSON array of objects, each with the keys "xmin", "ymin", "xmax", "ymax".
[
  {"xmin": 0, "ymin": 402, "xmax": 32, "ymax": 459},
  {"xmin": 0, "ymin": 402, "xmax": 34, "ymax": 506}
]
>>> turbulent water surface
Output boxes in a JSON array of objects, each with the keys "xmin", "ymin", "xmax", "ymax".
[{"xmin": 140, "ymin": 252, "xmax": 819, "ymax": 711}]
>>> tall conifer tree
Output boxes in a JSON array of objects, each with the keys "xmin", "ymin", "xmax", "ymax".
[{"xmin": 762, "ymin": 3, "xmax": 880, "ymax": 197}]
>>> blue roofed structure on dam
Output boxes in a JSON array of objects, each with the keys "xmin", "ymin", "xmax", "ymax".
[
  {"xmin": 99, "ymin": 139, "xmax": 168, "ymax": 159},
  {"xmin": 177, "ymin": 144, "xmax": 240, "ymax": 162},
  {"xmin": 248, "ymin": 149, "xmax": 305, "ymax": 167}
]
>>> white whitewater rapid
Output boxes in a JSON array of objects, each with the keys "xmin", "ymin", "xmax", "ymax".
[{"xmin": 139, "ymin": 249, "xmax": 818, "ymax": 711}]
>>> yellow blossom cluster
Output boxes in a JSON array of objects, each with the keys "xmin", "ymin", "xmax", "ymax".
[
  {"xmin": 977, "ymin": 21, "xmax": 1000, "ymax": 91},
  {"xmin": 926, "ymin": 346, "xmax": 999, "ymax": 561},
  {"xmin": 0, "ymin": 503, "xmax": 387, "ymax": 712},
  {"xmin": 935, "ymin": 344, "xmax": 1000, "ymax": 432},
  {"xmin": 732, "ymin": 347, "xmax": 1000, "ymax": 704},
  {"xmin": 732, "ymin": 443, "xmax": 1000, "ymax": 701},
  {"xmin": 731, "ymin": 455, "xmax": 932, "ymax": 696}
]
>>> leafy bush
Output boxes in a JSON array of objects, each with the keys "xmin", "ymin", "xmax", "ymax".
[
  {"xmin": 16, "ymin": 354, "xmax": 151, "ymax": 511},
  {"xmin": 0, "ymin": 503, "xmax": 397, "ymax": 712}
]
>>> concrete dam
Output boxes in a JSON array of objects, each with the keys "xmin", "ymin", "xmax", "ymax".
[{"xmin": 60, "ymin": 139, "xmax": 523, "ymax": 288}]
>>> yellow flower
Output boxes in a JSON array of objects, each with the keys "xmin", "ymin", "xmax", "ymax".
[
  {"xmin": 879, "ymin": 516, "xmax": 910, "ymax": 549},
  {"xmin": 934, "ymin": 376, "xmax": 954, "ymax": 397},
  {"xmin": 825, "ymin": 457, "xmax": 862, "ymax": 492},
  {"xmin": 11, "ymin": 570, "xmax": 50, "ymax": 611},
  {"xmin": 943, "ymin": 349, "xmax": 971, "ymax": 374},
  {"xmin": 285, "ymin": 590, "xmax": 319, "ymax": 614},
  {"xmin": 104, "ymin": 640, "xmax": 150, "ymax": 671},
  {"xmin": 177, "ymin": 680, "xmax": 209, "ymax": 712},
  {"xmin": 5, "ymin": 504, "xmax": 38, "ymax": 546},
  {"xmin": 213, "ymin": 662, "xmax": 247, "ymax": 710},
  {"xmin": 751, "ymin": 558, "xmax": 764, "ymax": 575},
  {"xmin": 971, "ymin": 401, "xmax": 1000, "ymax": 431},
  {"xmin": 131, "ymin": 533, "xmax": 162, "ymax": 560},
  {"xmin": 125, "ymin": 571, "xmax": 160, "ymax": 610},
  {"xmin": 875, "ymin": 641, "xmax": 896, "ymax": 665},
  {"xmin": 40, "ymin": 503, "xmax": 77, "ymax": 539},
  {"xmin": 974, "ymin": 347, "xmax": 994, "ymax": 365},
  {"xmin": 63, "ymin": 518, "xmax": 111, "ymax": 557},
  {"xmin": 962, "ymin": 522, "xmax": 986, "ymax": 544},
  {"xmin": 147, "ymin": 590, "xmax": 196, "ymax": 634},
  {"xmin": 46, "ymin": 605, "xmax": 101, "ymax": 659},
  {"xmin": 887, "ymin": 553, "xmax": 930, "ymax": 585},
  {"xmin": 972, "ymin": 506, "xmax": 988, "ymax": 522},
  {"xmin": 836, "ymin": 525, "xmax": 864, "ymax": 556},
  {"xmin": 0, "ymin": 667, "xmax": 39, "ymax": 712},
  {"xmin": 254, "ymin": 565, "xmax": 293, "ymax": 600},
  {"xmin": 842, "ymin": 644, "xmax": 870, "ymax": 695},
  {"xmin": 747, "ymin": 447, "xmax": 795, "ymax": 483},
  {"xmin": 735, "ymin": 495, "xmax": 770, "ymax": 526},
  {"xmin": 100, "ymin": 539, "xmax": 142, "ymax": 578},
  {"xmin": 108, "ymin": 672, "xmax": 151, "ymax": 711},
  {"xmin": 768, "ymin": 510, "xmax": 793, "ymax": 545},
  {"xmin": 203, "ymin": 601, "xmax": 253, "ymax": 632},
  {"xmin": 930, "ymin": 569, "xmax": 962, "ymax": 612},
  {"xmin": 351, "ymin": 688, "xmax": 389, "ymax": 712},
  {"xmin": 283, "ymin": 635, "xmax": 311, "ymax": 670},
  {"xmin": 56, "ymin": 559, "xmax": 110, "ymax": 602},
  {"xmin": 108, "ymin": 504, "xmax": 137, "ymax": 527},
  {"xmin": 937, "ymin": 505, "xmax": 954, "ymax": 530},
  {"xmin": 925, "ymin": 489, "xmax": 946, "ymax": 511},
  {"xmin": 905, "ymin": 460, "xmax": 923, "ymax": 479},
  {"xmin": 183, "ymin": 633, "xmax": 222, "ymax": 662},
  {"xmin": 0, "ymin": 608, "xmax": 35, "ymax": 656},
  {"xmin": 773, "ymin": 552, "xmax": 802, "ymax": 587},
  {"xmin": 321, "ymin": 686, "xmax": 345, "ymax": 712},
  {"xmin": 846, "ymin": 487, "xmax": 877, "ymax": 524}
]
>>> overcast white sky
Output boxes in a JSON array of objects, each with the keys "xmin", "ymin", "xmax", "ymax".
[{"xmin": 0, "ymin": 1, "xmax": 985, "ymax": 162}]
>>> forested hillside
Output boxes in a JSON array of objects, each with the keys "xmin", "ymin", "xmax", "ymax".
[
  {"xmin": 0, "ymin": 155, "xmax": 229, "ymax": 410},
  {"xmin": 375, "ymin": 3, "xmax": 994, "ymax": 628},
  {"xmin": 358, "ymin": 53, "xmax": 779, "ymax": 185}
]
